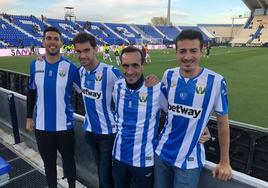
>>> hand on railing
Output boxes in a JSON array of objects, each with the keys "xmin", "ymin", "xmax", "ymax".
[{"xmin": 212, "ymin": 162, "xmax": 233, "ymax": 181}]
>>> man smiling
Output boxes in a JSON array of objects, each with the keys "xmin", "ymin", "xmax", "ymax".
[
  {"xmin": 154, "ymin": 30, "xmax": 232, "ymax": 188},
  {"xmin": 26, "ymin": 26, "xmax": 80, "ymax": 188}
]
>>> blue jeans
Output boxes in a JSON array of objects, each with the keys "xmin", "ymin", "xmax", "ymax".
[
  {"xmin": 154, "ymin": 154, "xmax": 201, "ymax": 188},
  {"xmin": 85, "ymin": 131, "xmax": 116, "ymax": 188},
  {"xmin": 112, "ymin": 158, "xmax": 154, "ymax": 188}
]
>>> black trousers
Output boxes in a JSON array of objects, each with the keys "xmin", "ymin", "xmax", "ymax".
[
  {"xmin": 35, "ymin": 129, "xmax": 76, "ymax": 188},
  {"xmin": 85, "ymin": 131, "xmax": 116, "ymax": 188}
]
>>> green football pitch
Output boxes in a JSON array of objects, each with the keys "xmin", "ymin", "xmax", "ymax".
[{"xmin": 0, "ymin": 47, "xmax": 267, "ymax": 128}]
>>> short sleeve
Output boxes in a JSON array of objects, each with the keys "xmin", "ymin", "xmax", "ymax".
[{"xmin": 214, "ymin": 78, "xmax": 228, "ymax": 116}]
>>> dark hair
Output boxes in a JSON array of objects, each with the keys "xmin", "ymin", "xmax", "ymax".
[
  {"xmin": 175, "ymin": 29, "xmax": 204, "ymax": 50},
  {"xmin": 73, "ymin": 32, "xmax": 97, "ymax": 48},
  {"xmin": 120, "ymin": 46, "xmax": 145, "ymax": 65},
  {"xmin": 43, "ymin": 26, "xmax": 61, "ymax": 38}
]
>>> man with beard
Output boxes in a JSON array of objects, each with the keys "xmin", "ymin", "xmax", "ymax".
[{"xmin": 26, "ymin": 26, "xmax": 80, "ymax": 188}]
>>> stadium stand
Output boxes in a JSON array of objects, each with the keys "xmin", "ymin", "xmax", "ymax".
[
  {"xmin": 12, "ymin": 15, "xmax": 43, "ymax": 38},
  {"xmin": 198, "ymin": 24, "xmax": 243, "ymax": 44},
  {"xmin": 179, "ymin": 26, "xmax": 213, "ymax": 43},
  {"xmin": 231, "ymin": 1, "xmax": 268, "ymax": 46},
  {"xmin": 156, "ymin": 25, "xmax": 180, "ymax": 40},
  {"xmin": 252, "ymin": 28, "xmax": 268, "ymax": 44},
  {"xmin": 129, "ymin": 24, "xmax": 152, "ymax": 44},
  {"xmin": 3, "ymin": 7, "xmax": 268, "ymax": 48},
  {"xmin": 76, "ymin": 21, "xmax": 125, "ymax": 45},
  {"xmin": 0, "ymin": 13, "xmax": 215, "ymax": 48},
  {"xmin": 104, "ymin": 23, "xmax": 141, "ymax": 44},
  {"xmin": 249, "ymin": 15, "xmax": 268, "ymax": 29},
  {"xmin": 231, "ymin": 28, "xmax": 258, "ymax": 44},
  {"xmin": 0, "ymin": 15, "xmax": 41, "ymax": 47},
  {"xmin": 136, "ymin": 24, "xmax": 164, "ymax": 40},
  {"xmin": 46, "ymin": 18, "xmax": 77, "ymax": 44},
  {"xmin": 0, "ymin": 40, "xmax": 8, "ymax": 48},
  {"xmin": 243, "ymin": 14, "xmax": 254, "ymax": 28}
]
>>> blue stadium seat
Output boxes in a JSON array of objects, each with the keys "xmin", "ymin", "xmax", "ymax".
[{"xmin": 156, "ymin": 25, "xmax": 180, "ymax": 40}]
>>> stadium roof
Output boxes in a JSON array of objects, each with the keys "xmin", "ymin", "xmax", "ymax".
[{"xmin": 242, "ymin": 0, "xmax": 268, "ymax": 11}]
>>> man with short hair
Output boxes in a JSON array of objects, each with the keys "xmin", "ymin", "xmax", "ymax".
[
  {"xmin": 73, "ymin": 32, "xmax": 122, "ymax": 188},
  {"xmin": 112, "ymin": 46, "xmax": 167, "ymax": 188},
  {"xmin": 154, "ymin": 29, "xmax": 232, "ymax": 188},
  {"xmin": 26, "ymin": 26, "xmax": 80, "ymax": 188}
]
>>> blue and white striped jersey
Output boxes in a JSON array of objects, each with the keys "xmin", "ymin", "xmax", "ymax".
[
  {"xmin": 80, "ymin": 62, "xmax": 123, "ymax": 134},
  {"xmin": 112, "ymin": 79, "xmax": 167, "ymax": 167},
  {"xmin": 29, "ymin": 56, "xmax": 80, "ymax": 131},
  {"xmin": 155, "ymin": 67, "xmax": 228, "ymax": 169}
]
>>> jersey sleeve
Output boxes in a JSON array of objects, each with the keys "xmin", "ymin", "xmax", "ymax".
[
  {"xmin": 109, "ymin": 66, "xmax": 123, "ymax": 87},
  {"xmin": 159, "ymin": 82, "xmax": 168, "ymax": 112},
  {"xmin": 111, "ymin": 66, "xmax": 123, "ymax": 80},
  {"xmin": 161, "ymin": 70, "xmax": 168, "ymax": 86},
  {"xmin": 28, "ymin": 60, "xmax": 37, "ymax": 90},
  {"xmin": 72, "ymin": 64, "xmax": 81, "ymax": 93},
  {"xmin": 214, "ymin": 78, "xmax": 228, "ymax": 116}
]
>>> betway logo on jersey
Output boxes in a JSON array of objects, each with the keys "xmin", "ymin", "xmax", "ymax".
[
  {"xmin": 82, "ymin": 88, "xmax": 102, "ymax": 100},
  {"xmin": 168, "ymin": 103, "xmax": 202, "ymax": 119}
]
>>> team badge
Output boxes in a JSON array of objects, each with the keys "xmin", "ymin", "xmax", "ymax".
[
  {"xmin": 195, "ymin": 84, "xmax": 206, "ymax": 94},
  {"xmin": 139, "ymin": 92, "xmax": 148, "ymax": 103},
  {"xmin": 95, "ymin": 72, "xmax": 102, "ymax": 81},
  {"xmin": 58, "ymin": 69, "xmax": 66, "ymax": 77}
]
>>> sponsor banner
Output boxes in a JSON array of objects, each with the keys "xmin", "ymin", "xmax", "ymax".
[
  {"xmin": 0, "ymin": 48, "xmax": 45, "ymax": 57},
  {"xmin": 0, "ymin": 45, "xmax": 174, "ymax": 57},
  {"xmin": 0, "ymin": 48, "xmax": 65, "ymax": 57}
]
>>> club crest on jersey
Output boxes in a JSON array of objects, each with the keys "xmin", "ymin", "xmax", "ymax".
[
  {"xmin": 58, "ymin": 69, "xmax": 67, "ymax": 77},
  {"xmin": 139, "ymin": 92, "xmax": 148, "ymax": 103},
  {"xmin": 195, "ymin": 84, "xmax": 206, "ymax": 94},
  {"xmin": 95, "ymin": 73, "xmax": 102, "ymax": 81}
]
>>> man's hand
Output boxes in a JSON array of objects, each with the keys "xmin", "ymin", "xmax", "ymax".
[
  {"xmin": 199, "ymin": 127, "xmax": 211, "ymax": 144},
  {"xmin": 212, "ymin": 162, "xmax": 232, "ymax": 181},
  {"xmin": 213, "ymin": 114, "xmax": 232, "ymax": 181},
  {"xmin": 26, "ymin": 118, "xmax": 34, "ymax": 132},
  {"xmin": 145, "ymin": 74, "xmax": 159, "ymax": 87}
]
